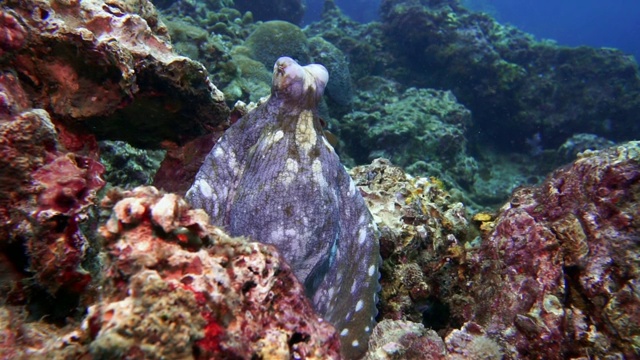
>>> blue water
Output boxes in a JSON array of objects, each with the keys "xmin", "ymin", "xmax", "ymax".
[
  {"xmin": 464, "ymin": 0, "xmax": 640, "ymax": 62},
  {"xmin": 304, "ymin": 0, "xmax": 640, "ymax": 62}
]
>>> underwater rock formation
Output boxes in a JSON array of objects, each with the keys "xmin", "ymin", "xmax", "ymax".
[
  {"xmin": 99, "ymin": 140, "xmax": 166, "ymax": 189},
  {"xmin": 380, "ymin": 0, "xmax": 640, "ymax": 152},
  {"xmin": 0, "ymin": 72, "xmax": 104, "ymax": 301},
  {"xmin": 365, "ymin": 319, "xmax": 446, "ymax": 359},
  {"xmin": 1, "ymin": 0, "xmax": 229, "ymax": 148},
  {"xmin": 245, "ymin": 20, "xmax": 311, "ymax": 70},
  {"xmin": 93, "ymin": 187, "xmax": 341, "ymax": 359},
  {"xmin": 342, "ymin": 86, "xmax": 477, "ymax": 194},
  {"xmin": 187, "ymin": 57, "xmax": 381, "ymax": 358},
  {"xmin": 349, "ymin": 159, "xmax": 470, "ymax": 329},
  {"xmin": 0, "ymin": 187, "xmax": 341, "ymax": 358},
  {"xmin": 304, "ymin": 0, "xmax": 390, "ymax": 82},
  {"xmin": 462, "ymin": 141, "xmax": 640, "ymax": 358},
  {"xmin": 233, "ymin": 0, "xmax": 305, "ymax": 25},
  {"xmin": 355, "ymin": 142, "xmax": 640, "ymax": 358}
]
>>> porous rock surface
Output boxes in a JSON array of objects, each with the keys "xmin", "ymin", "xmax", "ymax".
[
  {"xmin": 1, "ymin": 0, "xmax": 229, "ymax": 148},
  {"xmin": 358, "ymin": 142, "xmax": 640, "ymax": 359},
  {"xmin": 0, "ymin": 186, "xmax": 341, "ymax": 359}
]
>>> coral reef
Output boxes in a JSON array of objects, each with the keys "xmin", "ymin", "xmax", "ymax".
[
  {"xmin": 0, "ymin": 187, "xmax": 341, "ymax": 358},
  {"xmin": 154, "ymin": 132, "xmax": 224, "ymax": 195},
  {"xmin": 357, "ymin": 142, "xmax": 640, "ymax": 358},
  {"xmin": 308, "ymin": 36, "xmax": 354, "ymax": 113},
  {"xmin": 365, "ymin": 319, "xmax": 446, "ymax": 359},
  {"xmin": 0, "ymin": 72, "xmax": 104, "ymax": 304},
  {"xmin": 92, "ymin": 187, "xmax": 341, "ymax": 359},
  {"xmin": 233, "ymin": 0, "xmax": 305, "ymax": 25},
  {"xmin": 1, "ymin": 0, "xmax": 639, "ymax": 358},
  {"xmin": 305, "ymin": 0, "xmax": 391, "ymax": 81},
  {"xmin": 379, "ymin": 0, "xmax": 640, "ymax": 152},
  {"xmin": 557, "ymin": 133, "xmax": 616, "ymax": 163},
  {"xmin": 461, "ymin": 141, "xmax": 640, "ymax": 358},
  {"xmin": 245, "ymin": 21, "xmax": 311, "ymax": 70},
  {"xmin": 349, "ymin": 159, "xmax": 470, "ymax": 329},
  {"xmin": 220, "ymin": 50, "xmax": 272, "ymax": 103},
  {"xmin": 2, "ymin": 0, "xmax": 229, "ymax": 148},
  {"xmin": 99, "ymin": 140, "xmax": 166, "ymax": 189},
  {"xmin": 342, "ymin": 87, "xmax": 478, "ymax": 194}
]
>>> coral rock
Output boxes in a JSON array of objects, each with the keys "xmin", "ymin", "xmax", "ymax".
[
  {"xmin": 233, "ymin": 0, "xmax": 304, "ymax": 25},
  {"xmin": 93, "ymin": 186, "xmax": 341, "ymax": 359},
  {"xmin": 365, "ymin": 319, "xmax": 446, "ymax": 360},
  {"xmin": 2, "ymin": 0, "xmax": 229, "ymax": 148},
  {"xmin": 463, "ymin": 141, "xmax": 640, "ymax": 358},
  {"xmin": 0, "ymin": 73, "xmax": 104, "ymax": 296}
]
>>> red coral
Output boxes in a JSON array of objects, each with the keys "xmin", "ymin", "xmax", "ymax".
[{"xmin": 88, "ymin": 187, "xmax": 341, "ymax": 359}]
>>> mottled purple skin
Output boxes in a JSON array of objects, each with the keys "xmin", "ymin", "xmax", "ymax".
[{"xmin": 187, "ymin": 57, "xmax": 380, "ymax": 358}]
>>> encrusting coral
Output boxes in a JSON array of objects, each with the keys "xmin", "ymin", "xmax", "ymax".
[
  {"xmin": 0, "ymin": 186, "xmax": 342, "ymax": 359},
  {"xmin": 2, "ymin": 0, "xmax": 229, "ymax": 148}
]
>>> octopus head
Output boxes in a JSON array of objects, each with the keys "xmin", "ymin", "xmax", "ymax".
[{"xmin": 272, "ymin": 57, "xmax": 328, "ymax": 107}]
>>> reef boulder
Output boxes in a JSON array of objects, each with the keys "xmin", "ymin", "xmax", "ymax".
[
  {"xmin": 233, "ymin": 0, "xmax": 305, "ymax": 25},
  {"xmin": 380, "ymin": 0, "xmax": 640, "ymax": 152},
  {"xmin": 245, "ymin": 20, "xmax": 310, "ymax": 70},
  {"xmin": 0, "ymin": 186, "xmax": 342, "ymax": 358},
  {"xmin": 1, "ymin": 0, "xmax": 229, "ymax": 148}
]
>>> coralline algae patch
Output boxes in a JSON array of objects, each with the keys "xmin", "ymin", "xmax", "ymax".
[
  {"xmin": 91, "ymin": 186, "xmax": 341, "ymax": 359},
  {"xmin": 356, "ymin": 143, "xmax": 640, "ymax": 359},
  {"xmin": 0, "ymin": 186, "xmax": 339, "ymax": 359}
]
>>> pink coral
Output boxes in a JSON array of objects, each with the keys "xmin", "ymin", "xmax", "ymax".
[
  {"xmin": 464, "ymin": 142, "xmax": 640, "ymax": 358},
  {"xmin": 91, "ymin": 186, "xmax": 341, "ymax": 359},
  {"xmin": 4, "ymin": 0, "xmax": 228, "ymax": 147}
]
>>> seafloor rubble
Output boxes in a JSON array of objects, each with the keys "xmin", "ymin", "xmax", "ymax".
[{"xmin": 1, "ymin": 0, "xmax": 640, "ymax": 359}]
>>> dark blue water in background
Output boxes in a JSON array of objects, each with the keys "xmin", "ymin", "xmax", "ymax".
[
  {"xmin": 303, "ymin": 0, "xmax": 640, "ymax": 62},
  {"xmin": 464, "ymin": 0, "xmax": 640, "ymax": 62}
]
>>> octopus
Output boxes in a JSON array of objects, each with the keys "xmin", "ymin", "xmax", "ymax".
[{"xmin": 186, "ymin": 57, "xmax": 380, "ymax": 358}]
